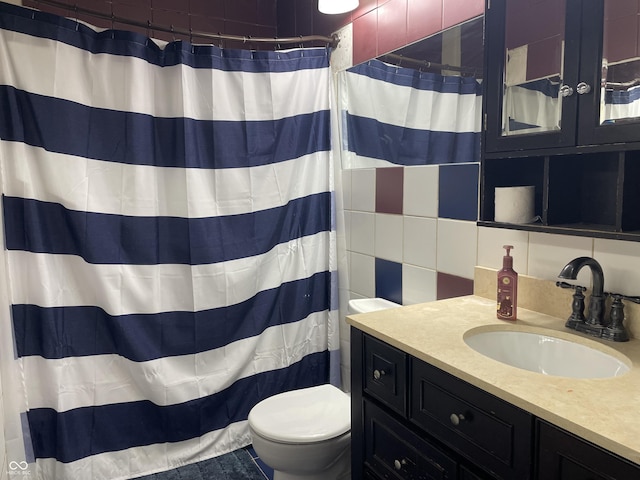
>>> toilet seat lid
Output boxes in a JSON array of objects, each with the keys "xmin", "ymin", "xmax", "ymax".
[{"xmin": 248, "ymin": 384, "xmax": 350, "ymax": 443}]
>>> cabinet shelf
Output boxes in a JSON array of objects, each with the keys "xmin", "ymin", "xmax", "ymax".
[
  {"xmin": 480, "ymin": 148, "xmax": 640, "ymax": 241},
  {"xmin": 478, "ymin": 220, "xmax": 640, "ymax": 242}
]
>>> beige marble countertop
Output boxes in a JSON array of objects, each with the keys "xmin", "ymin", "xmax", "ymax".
[{"xmin": 346, "ymin": 295, "xmax": 640, "ymax": 465}]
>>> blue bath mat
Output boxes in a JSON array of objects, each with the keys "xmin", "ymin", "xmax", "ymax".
[{"xmin": 132, "ymin": 448, "xmax": 266, "ymax": 480}]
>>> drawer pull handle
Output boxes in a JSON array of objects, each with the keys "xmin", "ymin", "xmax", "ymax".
[
  {"xmin": 373, "ymin": 369, "xmax": 386, "ymax": 380},
  {"xmin": 450, "ymin": 413, "xmax": 466, "ymax": 426},
  {"xmin": 393, "ymin": 458, "xmax": 407, "ymax": 470}
]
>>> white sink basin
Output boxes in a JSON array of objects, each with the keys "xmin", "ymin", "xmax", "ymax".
[{"xmin": 464, "ymin": 328, "xmax": 630, "ymax": 379}]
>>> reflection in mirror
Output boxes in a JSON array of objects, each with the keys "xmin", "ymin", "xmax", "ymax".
[
  {"xmin": 501, "ymin": 0, "xmax": 566, "ymax": 136},
  {"xmin": 601, "ymin": 0, "xmax": 640, "ymax": 126},
  {"xmin": 339, "ymin": 17, "xmax": 484, "ymax": 169}
]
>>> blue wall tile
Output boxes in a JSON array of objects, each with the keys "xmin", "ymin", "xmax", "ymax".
[
  {"xmin": 375, "ymin": 258, "xmax": 403, "ymax": 305},
  {"xmin": 438, "ymin": 163, "xmax": 479, "ymax": 221}
]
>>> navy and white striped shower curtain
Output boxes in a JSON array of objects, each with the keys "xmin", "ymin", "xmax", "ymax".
[
  {"xmin": 339, "ymin": 59, "xmax": 482, "ymax": 168},
  {"xmin": 0, "ymin": 3, "xmax": 339, "ymax": 479}
]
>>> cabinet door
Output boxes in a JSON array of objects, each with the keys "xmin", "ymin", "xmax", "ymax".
[
  {"xmin": 537, "ymin": 420, "xmax": 640, "ymax": 480},
  {"xmin": 364, "ymin": 334, "xmax": 407, "ymax": 416},
  {"xmin": 576, "ymin": 0, "xmax": 640, "ymax": 145},
  {"xmin": 486, "ymin": 0, "xmax": 640, "ymax": 152},
  {"xmin": 364, "ymin": 399, "xmax": 458, "ymax": 480},
  {"xmin": 484, "ymin": 0, "xmax": 580, "ymax": 152},
  {"xmin": 411, "ymin": 359, "xmax": 533, "ymax": 479}
]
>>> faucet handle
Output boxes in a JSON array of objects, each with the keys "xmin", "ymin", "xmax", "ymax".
[
  {"xmin": 605, "ymin": 292, "xmax": 640, "ymax": 304},
  {"xmin": 556, "ymin": 281, "xmax": 586, "ymax": 292},
  {"xmin": 602, "ymin": 293, "xmax": 631, "ymax": 342},
  {"xmin": 623, "ymin": 295, "xmax": 640, "ymax": 304}
]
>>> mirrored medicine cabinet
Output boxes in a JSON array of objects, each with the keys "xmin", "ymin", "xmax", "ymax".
[{"xmin": 481, "ymin": 0, "xmax": 640, "ymax": 241}]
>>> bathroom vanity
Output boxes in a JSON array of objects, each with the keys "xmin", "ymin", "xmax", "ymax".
[{"xmin": 347, "ymin": 296, "xmax": 640, "ymax": 479}]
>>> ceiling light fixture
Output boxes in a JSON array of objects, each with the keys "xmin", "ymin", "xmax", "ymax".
[{"xmin": 318, "ymin": 0, "xmax": 359, "ymax": 15}]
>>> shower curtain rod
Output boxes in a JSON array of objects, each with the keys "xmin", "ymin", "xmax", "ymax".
[
  {"xmin": 379, "ymin": 52, "xmax": 481, "ymax": 75},
  {"xmin": 31, "ymin": 0, "xmax": 340, "ymax": 48}
]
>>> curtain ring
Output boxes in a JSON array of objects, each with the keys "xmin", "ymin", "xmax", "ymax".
[
  {"xmin": 170, "ymin": 25, "xmax": 175, "ymax": 41},
  {"xmin": 189, "ymin": 27, "xmax": 193, "ymax": 44}
]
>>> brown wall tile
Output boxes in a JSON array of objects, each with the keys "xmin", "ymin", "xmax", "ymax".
[
  {"xmin": 376, "ymin": 167, "xmax": 404, "ymax": 214},
  {"xmin": 352, "ymin": 9, "xmax": 378, "ymax": 65},
  {"xmin": 437, "ymin": 272, "xmax": 474, "ymax": 300},
  {"xmin": 407, "ymin": 0, "xmax": 442, "ymax": 45},
  {"xmin": 376, "ymin": 0, "xmax": 407, "ymax": 56}
]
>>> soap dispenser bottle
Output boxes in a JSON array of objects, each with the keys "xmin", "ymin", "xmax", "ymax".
[{"xmin": 497, "ymin": 245, "xmax": 518, "ymax": 320}]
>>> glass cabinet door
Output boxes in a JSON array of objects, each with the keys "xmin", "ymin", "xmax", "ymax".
[
  {"xmin": 578, "ymin": 0, "xmax": 640, "ymax": 145},
  {"xmin": 501, "ymin": 0, "xmax": 566, "ymax": 137},
  {"xmin": 484, "ymin": 0, "xmax": 580, "ymax": 152}
]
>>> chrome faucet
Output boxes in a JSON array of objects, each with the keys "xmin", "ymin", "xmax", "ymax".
[{"xmin": 558, "ymin": 257, "xmax": 605, "ymax": 335}]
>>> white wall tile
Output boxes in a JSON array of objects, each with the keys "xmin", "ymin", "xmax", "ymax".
[
  {"xmin": 340, "ymin": 337, "xmax": 351, "ymax": 372},
  {"xmin": 436, "ymin": 219, "xmax": 478, "ymax": 279},
  {"xmin": 528, "ymin": 232, "xmax": 593, "ymax": 285},
  {"xmin": 350, "ymin": 211, "xmax": 375, "ymax": 255},
  {"xmin": 344, "ymin": 210, "xmax": 352, "ymax": 251},
  {"xmin": 594, "ymin": 239, "xmax": 640, "ymax": 296},
  {"xmin": 477, "ymin": 227, "xmax": 530, "ymax": 274},
  {"xmin": 341, "ymin": 168, "xmax": 352, "ymax": 211},
  {"xmin": 375, "ymin": 213, "xmax": 404, "ymax": 263},
  {"xmin": 349, "ymin": 252, "xmax": 375, "ymax": 297},
  {"xmin": 403, "ymin": 165, "xmax": 439, "ymax": 218},
  {"xmin": 403, "ymin": 216, "xmax": 437, "ymax": 268},
  {"xmin": 341, "ymin": 364, "xmax": 351, "ymax": 392},
  {"xmin": 351, "ymin": 168, "xmax": 376, "ymax": 212},
  {"xmin": 402, "ymin": 265, "xmax": 437, "ymax": 304}
]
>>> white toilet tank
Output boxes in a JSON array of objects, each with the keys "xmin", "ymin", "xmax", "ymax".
[{"xmin": 348, "ymin": 297, "xmax": 401, "ymax": 314}]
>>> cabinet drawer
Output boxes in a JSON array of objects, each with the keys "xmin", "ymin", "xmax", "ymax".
[
  {"xmin": 364, "ymin": 398, "xmax": 457, "ymax": 480},
  {"xmin": 410, "ymin": 359, "xmax": 532, "ymax": 479},
  {"xmin": 364, "ymin": 335, "xmax": 407, "ymax": 415},
  {"xmin": 537, "ymin": 420, "xmax": 640, "ymax": 479}
]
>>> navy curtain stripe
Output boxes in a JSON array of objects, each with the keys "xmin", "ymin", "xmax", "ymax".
[
  {"xmin": 349, "ymin": 60, "xmax": 482, "ymax": 95},
  {"xmin": 346, "ymin": 114, "xmax": 480, "ymax": 164},
  {"xmin": 0, "ymin": 3, "xmax": 329, "ymax": 72},
  {"xmin": 13, "ymin": 271, "xmax": 331, "ymax": 361},
  {"xmin": 27, "ymin": 350, "xmax": 329, "ymax": 464},
  {"xmin": 3, "ymin": 193, "xmax": 331, "ymax": 265},
  {"xmin": 0, "ymin": 86, "xmax": 330, "ymax": 168},
  {"xmin": 606, "ymin": 88, "xmax": 640, "ymax": 105}
]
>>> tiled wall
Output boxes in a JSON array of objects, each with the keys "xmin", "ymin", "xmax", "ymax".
[
  {"xmin": 276, "ymin": 0, "xmax": 485, "ymax": 66},
  {"xmin": 344, "ymin": 164, "xmax": 480, "ymax": 306},
  {"xmin": 22, "ymin": 0, "xmax": 277, "ymax": 46}
]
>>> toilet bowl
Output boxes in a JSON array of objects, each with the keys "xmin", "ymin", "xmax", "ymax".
[
  {"xmin": 248, "ymin": 384, "xmax": 351, "ymax": 480},
  {"xmin": 248, "ymin": 297, "xmax": 401, "ymax": 479}
]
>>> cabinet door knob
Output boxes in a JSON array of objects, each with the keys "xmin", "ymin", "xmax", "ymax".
[
  {"xmin": 450, "ymin": 413, "xmax": 466, "ymax": 426},
  {"xmin": 576, "ymin": 82, "xmax": 592, "ymax": 95},
  {"xmin": 559, "ymin": 84, "xmax": 574, "ymax": 97},
  {"xmin": 393, "ymin": 458, "xmax": 407, "ymax": 470},
  {"xmin": 373, "ymin": 369, "xmax": 386, "ymax": 380}
]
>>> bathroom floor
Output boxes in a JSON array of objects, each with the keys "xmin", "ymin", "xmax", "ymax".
[{"xmin": 246, "ymin": 446, "xmax": 274, "ymax": 480}]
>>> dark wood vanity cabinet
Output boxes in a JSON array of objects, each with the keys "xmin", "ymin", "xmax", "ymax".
[
  {"xmin": 352, "ymin": 329, "xmax": 529, "ymax": 479},
  {"xmin": 352, "ymin": 329, "xmax": 640, "ymax": 480},
  {"xmin": 480, "ymin": 0, "xmax": 640, "ymax": 241}
]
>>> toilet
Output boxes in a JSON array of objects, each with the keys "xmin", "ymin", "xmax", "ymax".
[{"xmin": 248, "ymin": 297, "xmax": 401, "ymax": 480}]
